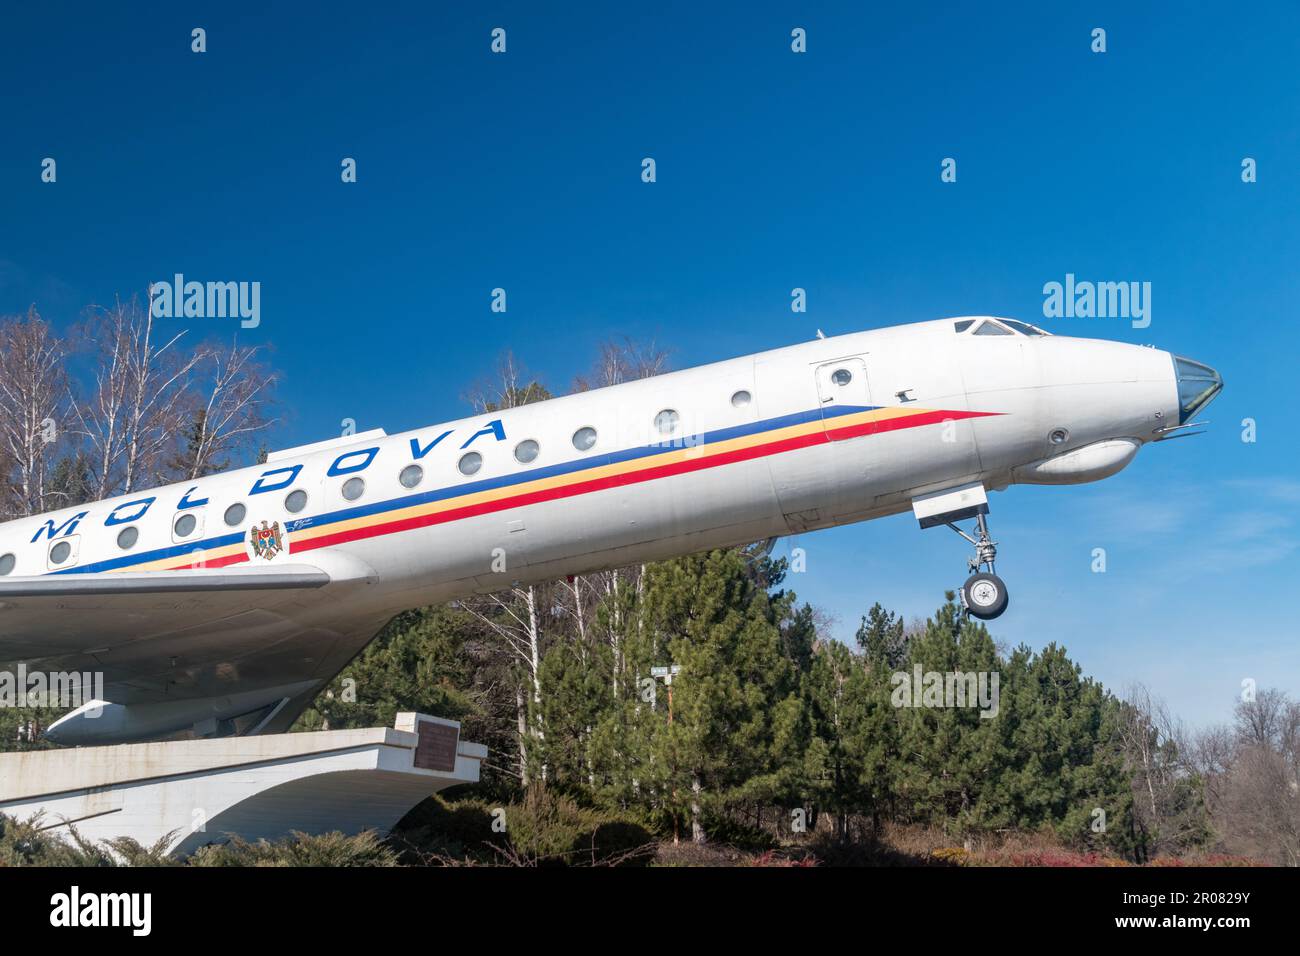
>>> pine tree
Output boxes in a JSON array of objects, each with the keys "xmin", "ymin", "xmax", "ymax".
[
  {"xmin": 44, "ymin": 452, "xmax": 95, "ymax": 511},
  {"xmin": 294, "ymin": 606, "xmax": 478, "ymax": 735},
  {"xmin": 536, "ymin": 629, "xmax": 614, "ymax": 792},
  {"xmin": 166, "ymin": 410, "xmax": 228, "ymax": 480},
  {"xmin": 992, "ymin": 643, "xmax": 1134, "ymax": 853},
  {"xmin": 855, "ymin": 601, "xmax": 908, "ymax": 668},
  {"xmin": 891, "ymin": 597, "xmax": 1004, "ymax": 838},
  {"xmin": 638, "ymin": 550, "xmax": 801, "ymax": 842}
]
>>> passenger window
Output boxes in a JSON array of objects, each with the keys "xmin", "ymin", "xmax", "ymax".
[
  {"xmin": 341, "ymin": 477, "xmax": 366, "ymax": 501},
  {"xmin": 514, "ymin": 440, "xmax": 540, "ymax": 464},
  {"xmin": 399, "ymin": 464, "xmax": 424, "ymax": 488},
  {"xmin": 47, "ymin": 537, "xmax": 79, "ymax": 567},
  {"xmin": 285, "ymin": 490, "xmax": 308, "ymax": 514},
  {"xmin": 173, "ymin": 512, "xmax": 200, "ymax": 540},
  {"xmin": 458, "ymin": 452, "xmax": 482, "ymax": 476},
  {"xmin": 117, "ymin": 526, "xmax": 139, "ymax": 550},
  {"xmin": 572, "ymin": 427, "xmax": 597, "ymax": 451},
  {"xmin": 224, "ymin": 503, "xmax": 247, "ymax": 526},
  {"xmin": 0, "ymin": 553, "xmax": 14, "ymax": 575},
  {"xmin": 730, "ymin": 390, "xmax": 751, "ymax": 407}
]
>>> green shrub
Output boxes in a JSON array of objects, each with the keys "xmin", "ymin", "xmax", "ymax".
[
  {"xmin": 391, "ymin": 789, "xmax": 655, "ymax": 866},
  {"xmin": 188, "ymin": 829, "xmax": 399, "ymax": 867},
  {"xmin": 499, "ymin": 789, "xmax": 656, "ymax": 866},
  {"xmin": 388, "ymin": 795, "xmax": 504, "ymax": 863},
  {"xmin": 0, "ymin": 813, "xmax": 118, "ymax": 866},
  {"xmin": 698, "ymin": 812, "xmax": 778, "ymax": 853}
]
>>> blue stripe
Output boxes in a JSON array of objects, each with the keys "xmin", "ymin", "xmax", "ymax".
[
  {"xmin": 54, "ymin": 530, "xmax": 247, "ymax": 575},
  {"xmin": 53, "ymin": 404, "xmax": 874, "ymax": 575}
]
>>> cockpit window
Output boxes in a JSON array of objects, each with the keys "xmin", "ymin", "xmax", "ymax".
[
  {"xmin": 957, "ymin": 317, "xmax": 1051, "ymax": 335},
  {"xmin": 1174, "ymin": 356, "xmax": 1223, "ymax": 423},
  {"xmin": 1001, "ymin": 319, "xmax": 1048, "ymax": 336}
]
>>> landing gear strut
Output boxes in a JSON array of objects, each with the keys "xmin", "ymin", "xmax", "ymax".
[{"xmin": 947, "ymin": 512, "xmax": 1009, "ymax": 620}]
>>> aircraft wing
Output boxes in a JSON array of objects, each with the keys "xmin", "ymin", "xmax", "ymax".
[
  {"xmin": 0, "ymin": 565, "xmax": 329, "ymax": 599},
  {"xmin": 0, "ymin": 562, "xmax": 388, "ymax": 708}
]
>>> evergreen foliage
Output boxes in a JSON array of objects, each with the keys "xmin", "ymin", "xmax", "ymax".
[{"xmin": 294, "ymin": 545, "xmax": 1161, "ymax": 856}]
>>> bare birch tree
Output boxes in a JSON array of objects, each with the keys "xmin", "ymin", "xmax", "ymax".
[
  {"xmin": 462, "ymin": 350, "xmax": 548, "ymax": 413},
  {"xmin": 461, "ymin": 351, "xmax": 553, "ymax": 784},
  {"xmin": 70, "ymin": 296, "xmax": 204, "ymax": 499},
  {"xmin": 1207, "ymin": 691, "xmax": 1300, "ymax": 865},
  {"xmin": 571, "ymin": 336, "xmax": 669, "ymax": 393},
  {"xmin": 459, "ymin": 341, "xmax": 669, "ymax": 786},
  {"xmin": 461, "ymin": 585, "xmax": 550, "ymax": 785},
  {"xmin": 1118, "ymin": 684, "xmax": 1211, "ymax": 860},
  {"xmin": 571, "ymin": 338, "xmax": 669, "ymax": 698},
  {"xmin": 0, "ymin": 307, "xmax": 68, "ymax": 517},
  {"xmin": 168, "ymin": 337, "xmax": 278, "ymax": 480}
]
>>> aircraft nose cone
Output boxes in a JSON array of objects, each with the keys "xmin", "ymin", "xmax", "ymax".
[{"xmin": 1173, "ymin": 355, "xmax": 1223, "ymax": 423}]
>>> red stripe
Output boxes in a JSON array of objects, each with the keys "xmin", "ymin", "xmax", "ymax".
[
  {"xmin": 171, "ymin": 408, "xmax": 994, "ymax": 569},
  {"xmin": 826, "ymin": 407, "xmax": 990, "ymax": 441}
]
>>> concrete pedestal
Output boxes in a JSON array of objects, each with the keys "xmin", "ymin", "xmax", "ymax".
[{"xmin": 0, "ymin": 712, "xmax": 484, "ymax": 857}]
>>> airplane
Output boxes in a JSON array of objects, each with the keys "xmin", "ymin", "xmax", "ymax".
[{"xmin": 0, "ymin": 316, "xmax": 1222, "ymax": 747}]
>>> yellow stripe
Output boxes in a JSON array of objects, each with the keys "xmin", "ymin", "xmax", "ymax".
[
  {"xmin": 115, "ymin": 541, "xmax": 246, "ymax": 573},
  {"xmin": 109, "ymin": 405, "xmax": 941, "ymax": 571},
  {"xmin": 289, "ymin": 405, "xmax": 935, "ymax": 544}
]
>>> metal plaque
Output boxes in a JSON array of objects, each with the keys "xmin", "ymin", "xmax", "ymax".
[{"xmin": 414, "ymin": 720, "xmax": 460, "ymax": 772}]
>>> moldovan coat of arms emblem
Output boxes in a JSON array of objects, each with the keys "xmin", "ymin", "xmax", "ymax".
[{"xmin": 250, "ymin": 520, "xmax": 285, "ymax": 561}]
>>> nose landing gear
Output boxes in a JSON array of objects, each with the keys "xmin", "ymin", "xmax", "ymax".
[
  {"xmin": 913, "ymin": 483, "xmax": 1010, "ymax": 620},
  {"xmin": 961, "ymin": 570, "xmax": 1008, "ymax": 619},
  {"xmin": 948, "ymin": 513, "xmax": 1009, "ymax": 620}
]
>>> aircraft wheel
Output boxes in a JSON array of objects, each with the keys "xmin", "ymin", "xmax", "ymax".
[{"xmin": 962, "ymin": 572, "xmax": 1008, "ymax": 620}]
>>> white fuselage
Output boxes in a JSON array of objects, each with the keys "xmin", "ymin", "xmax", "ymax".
[{"xmin": 1, "ymin": 317, "xmax": 1211, "ymax": 744}]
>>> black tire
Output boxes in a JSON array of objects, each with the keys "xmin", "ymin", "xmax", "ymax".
[{"xmin": 962, "ymin": 572, "xmax": 1009, "ymax": 620}]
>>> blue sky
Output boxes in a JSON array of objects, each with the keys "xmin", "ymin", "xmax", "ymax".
[{"xmin": 1, "ymin": 2, "xmax": 1297, "ymax": 727}]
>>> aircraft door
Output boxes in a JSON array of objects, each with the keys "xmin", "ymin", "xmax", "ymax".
[
  {"xmin": 814, "ymin": 357, "xmax": 873, "ymax": 436},
  {"xmin": 807, "ymin": 356, "xmax": 877, "ymax": 521}
]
